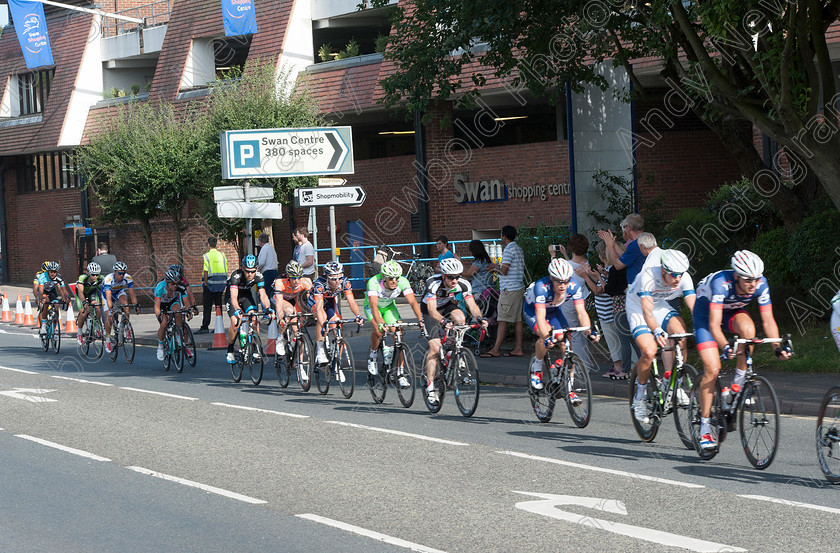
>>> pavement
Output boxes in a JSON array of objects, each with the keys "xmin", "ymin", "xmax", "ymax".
[{"xmin": 1, "ymin": 282, "xmax": 837, "ymax": 416}]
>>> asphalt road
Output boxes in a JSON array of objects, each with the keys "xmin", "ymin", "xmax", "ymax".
[{"xmin": 1, "ymin": 327, "xmax": 838, "ymax": 553}]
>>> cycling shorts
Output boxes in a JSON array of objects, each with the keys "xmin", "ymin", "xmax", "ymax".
[
  {"xmin": 626, "ymin": 300, "xmax": 679, "ymax": 339},
  {"xmin": 523, "ymin": 305, "xmax": 569, "ymax": 336},
  {"xmin": 692, "ymin": 296, "xmax": 748, "ymax": 351},
  {"xmin": 364, "ymin": 302, "xmax": 401, "ymax": 327},
  {"xmin": 226, "ymin": 296, "xmax": 257, "ymax": 318}
]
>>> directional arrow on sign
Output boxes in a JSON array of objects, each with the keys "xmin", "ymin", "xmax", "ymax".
[
  {"xmin": 513, "ymin": 491, "xmax": 746, "ymax": 552},
  {"xmin": 294, "ymin": 186, "xmax": 366, "ymax": 208},
  {"xmin": 0, "ymin": 388, "xmax": 57, "ymax": 403}
]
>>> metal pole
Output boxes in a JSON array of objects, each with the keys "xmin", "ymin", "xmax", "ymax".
[
  {"xmin": 329, "ymin": 205, "xmax": 337, "ymax": 261},
  {"xmin": 244, "ymin": 180, "xmax": 253, "ymax": 256},
  {"xmin": 310, "ymin": 207, "xmax": 319, "ymax": 270}
]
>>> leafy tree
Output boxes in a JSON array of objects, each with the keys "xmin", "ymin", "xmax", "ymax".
[{"xmin": 369, "ymin": 0, "xmax": 840, "ymax": 228}]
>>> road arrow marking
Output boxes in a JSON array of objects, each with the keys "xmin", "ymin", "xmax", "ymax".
[
  {"xmin": 513, "ymin": 491, "xmax": 746, "ymax": 553},
  {"xmin": 0, "ymin": 388, "xmax": 57, "ymax": 403}
]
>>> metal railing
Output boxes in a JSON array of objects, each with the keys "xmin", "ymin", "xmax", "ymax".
[{"xmin": 101, "ymin": 0, "xmax": 172, "ymax": 38}]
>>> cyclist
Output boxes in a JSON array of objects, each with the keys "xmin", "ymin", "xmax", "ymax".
[
  {"xmin": 693, "ymin": 250, "xmax": 791, "ymax": 451},
  {"xmin": 37, "ymin": 261, "xmax": 70, "ymax": 335},
  {"xmin": 273, "ymin": 260, "xmax": 313, "ymax": 358},
  {"xmin": 308, "ymin": 261, "xmax": 363, "ymax": 367},
  {"xmin": 75, "ymin": 262, "xmax": 105, "ymax": 345},
  {"xmin": 365, "ymin": 260, "xmax": 425, "ymax": 387},
  {"xmin": 627, "ymin": 249, "xmax": 696, "ymax": 423},
  {"xmin": 102, "ymin": 261, "xmax": 140, "ymax": 354},
  {"xmin": 154, "ymin": 269, "xmax": 188, "ymax": 361},
  {"xmin": 225, "ymin": 254, "xmax": 274, "ymax": 364},
  {"xmin": 524, "ymin": 258, "xmax": 599, "ymax": 394},
  {"xmin": 168, "ymin": 264, "xmax": 199, "ymax": 316},
  {"xmin": 422, "ymin": 258, "xmax": 487, "ymax": 405}
]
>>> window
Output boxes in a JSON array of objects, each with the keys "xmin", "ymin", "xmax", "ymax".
[
  {"xmin": 17, "ymin": 151, "xmax": 82, "ymax": 193},
  {"xmin": 17, "ymin": 69, "xmax": 54, "ymax": 116}
]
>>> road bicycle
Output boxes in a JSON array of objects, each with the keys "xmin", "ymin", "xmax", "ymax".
[
  {"xmin": 80, "ymin": 301, "xmax": 106, "ymax": 359},
  {"xmin": 107, "ymin": 303, "xmax": 140, "ymax": 364},
  {"xmin": 314, "ymin": 317, "xmax": 359, "ymax": 398},
  {"xmin": 40, "ymin": 299, "xmax": 65, "ymax": 354},
  {"xmin": 816, "ymin": 385, "xmax": 840, "ymax": 484},
  {"xmin": 687, "ymin": 335, "xmax": 791, "ymax": 469},
  {"xmin": 423, "ymin": 322, "xmax": 484, "ymax": 417},
  {"xmin": 628, "ymin": 332, "xmax": 698, "ymax": 447},
  {"xmin": 368, "ymin": 321, "xmax": 421, "ymax": 408},
  {"xmin": 161, "ymin": 308, "xmax": 194, "ymax": 374},
  {"xmin": 528, "ymin": 326, "xmax": 593, "ymax": 428},
  {"xmin": 275, "ymin": 312, "xmax": 314, "ymax": 392},
  {"xmin": 231, "ymin": 310, "xmax": 270, "ymax": 385}
]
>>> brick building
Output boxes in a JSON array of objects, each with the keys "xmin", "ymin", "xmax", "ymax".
[{"xmin": 0, "ymin": 0, "xmax": 804, "ymax": 286}]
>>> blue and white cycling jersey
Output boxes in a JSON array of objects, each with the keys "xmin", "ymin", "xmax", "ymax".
[
  {"xmin": 524, "ymin": 277, "xmax": 583, "ymax": 312},
  {"xmin": 695, "ymin": 270, "xmax": 771, "ymax": 312}
]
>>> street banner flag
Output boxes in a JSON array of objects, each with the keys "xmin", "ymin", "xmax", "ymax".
[
  {"xmin": 9, "ymin": 0, "xmax": 55, "ymax": 69},
  {"xmin": 220, "ymin": 0, "xmax": 258, "ymax": 37}
]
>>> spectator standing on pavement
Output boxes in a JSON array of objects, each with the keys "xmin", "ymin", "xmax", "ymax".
[
  {"xmin": 550, "ymin": 234, "xmax": 594, "ymax": 370},
  {"xmin": 463, "ymin": 239, "xmax": 497, "ymax": 298},
  {"xmin": 599, "ymin": 213, "xmax": 645, "ymax": 285},
  {"xmin": 435, "ymin": 235, "xmax": 456, "ymax": 272},
  {"xmin": 293, "ymin": 227, "xmax": 316, "ymax": 280},
  {"xmin": 483, "ymin": 225, "xmax": 525, "ymax": 357},
  {"xmin": 257, "ymin": 232, "xmax": 278, "ymax": 298},
  {"xmin": 91, "ymin": 243, "xmax": 117, "ymax": 277},
  {"xmin": 196, "ymin": 237, "xmax": 228, "ymax": 334}
]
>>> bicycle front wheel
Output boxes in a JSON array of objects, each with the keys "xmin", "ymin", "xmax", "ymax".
[
  {"xmin": 230, "ymin": 342, "xmax": 243, "ymax": 382},
  {"xmin": 108, "ymin": 321, "xmax": 119, "ymax": 361},
  {"xmin": 817, "ymin": 386, "xmax": 840, "ymax": 484},
  {"xmin": 629, "ymin": 366, "xmax": 657, "ymax": 441},
  {"xmin": 92, "ymin": 320, "xmax": 104, "ymax": 359},
  {"xmin": 739, "ymin": 375, "xmax": 780, "ymax": 469},
  {"xmin": 293, "ymin": 334, "xmax": 312, "ymax": 392},
  {"xmin": 528, "ymin": 355, "xmax": 555, "ymax": 423},
  {"xmin": 453, "ymin": 350, "xmax": 480, "ymax": 417},
  {"xmin": 368, "ymin": 346, "xmax": 387, "ymax": 404},
  {"xmin": 51, "ymin": 318, "xmax": 61, "ymax": 354},
  {"xmin": 564, "ymin": 353, "xmax": 591, "ymax": 428},
  {"xmin": 688, "ymin": 374, "xmax": 723, "ymax": 460},
  {"xmin": 122, "ymin": 320, "xmax": 135, "ymax": 364},
  {"xmin": 80, "ymin": 319, "xmax": 92, "ymax": 357},
  {"xmin": 395, "ymin": 343, "xmax": 416, "ymax": 408},
  {"xmin": 673, "ymin": 363, "xmax": 699, "ymax": 449},
  {"xmin": 249, "ymin": 332, "xmax": 264, "ymax": 386},
  {"xmin": 336, "ymin": 339, "xmax": 355, "ymax": 399},
  {"xmin": 276, "ymin": 330, "xmax": 291, "ymax": 388},
  {"xmin": 182, "ymin": 324, "xmax": 196, "ymax": 367},
  {"xmin": 173, "ymin": 326, "xmax": 185, "ymax": 373}
]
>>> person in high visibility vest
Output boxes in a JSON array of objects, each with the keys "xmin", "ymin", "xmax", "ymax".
[{"xmin": 197, "ymin": 237, "xmax": 229, "ymax": 333}]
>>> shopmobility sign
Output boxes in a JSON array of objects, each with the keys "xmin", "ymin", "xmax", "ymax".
[{"xmin": 9, "ymin": 0, "xmax": 54, "ymax": 69}]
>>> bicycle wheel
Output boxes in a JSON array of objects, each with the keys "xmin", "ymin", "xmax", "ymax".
[
  {"xmin": 395, "ymin": 343, "xmax": 416, "ymax": 408},
  {"xmin": 422, "ymin": 348, "xmax": 445, "ymax": 413},
  {"xmin": 528, "ymin": 355, "xmax": 555, "ymax": 423},
  {"xmin": 80, "ymin": 318, "xmax": 92, "ymax": 356},
  {"xmin": 816, "ymin": 386, "xmax": 840, "ymax": 484},
  {"xmin": 453, "ymin": 350, "xmax": 480, "ymax": 417},
  {"xmin": 368, "ymin": 346, "xmax": 387, "ymax": 404},
  {"xmin": 673, "ymin": 363, "xmax": 699, "ymax": 449},
  {"xmin": 336, "ymin": 339, "xmax": 355, "ymax": 399},
  {"xmin": 41, "ymin": 313, "xmax": 50, "ymax": 352},
  {"xmin": 50, "ymin": 317, "xmax": 61, "ymax": 354},
  {"xmin": 173, "ymin": 325, "xmax": 185, "ymax": 373},
  {"xmin": 629, "ymin": 366, "xmax": 657, "ymax": 441},
  {"xmin": 564, "ymin": 353, "xmax": 591, "ymax": 428},
  {"xmin": 249, "ymin": 332, "xmax": 264, "ymax": 386},
  {"xmin": 276, "ymin": 329, "xmax": 292, "ymax": 388},
  {"xmin": 688, "ymin": 374, "xmax": 724, "ymax": 460},
  {"xmin": 108, "ymin": 317, "xmax": 119, "ymax": 361},
  {"xmin": 163, "ymin": 331, "xmax": 172, "ymax": 372},
  {"xmin": 293, "ymin": 334, "xmax": 312, "ymax": 392},
  {"xmin": 231, "ymin": 342, "xmax": 243, "ymax": 382},
  {"xmin": 122, "ymin": 320, "xmax": 135, "ymax": 364},
  {"xmin": 91, "ymin": 320, "xmax": 104, "ymax": 359},
  {"xmin": 182, "ymin": 324, "xmax": 196, "ymax": 368},
  {"xmin": 739, "ymin": 375, "xmax": 780, "ymax": 469},
  {"xmin": 314, "ymin": 353, "xmax": 331, "ymax": 395}
]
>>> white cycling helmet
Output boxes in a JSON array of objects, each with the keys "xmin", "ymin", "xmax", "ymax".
[
  {"xmin": 380, "ymin": 260, "xmax": 402, "ymax": 278},
  {"xmin": 439, "ymin": 257, "xmax": 463, "ymax": 276},
  {"xmin": 731, "ymin": 250, "xmax": 764, "ymax": 279},
  {"xmin": 659, "ymin": 249, "xmax": 690, "ymax": 275},
  {"xmin": 548, "ymin": 258, "xmax": 574, "ymax": 281},
  {"xmin": 86, "ymin": 262, "xmax": 101, "ymax": 276}
]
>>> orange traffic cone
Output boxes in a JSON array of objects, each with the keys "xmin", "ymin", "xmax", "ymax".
[
  {"xmin": 265, "ymin": 318, "xmax": 278, "ymax": 356},
  {"xmin": 22, "ymin": 295, "xmax": 35, "ymax": 326},
  {"xmin": 65, "ymin": 302, "xmax": 78, "ymax": 334},
  {"xmin": 1, "ymin": 293, "xmax": 11, "ymax": 322},
  {"xmin": 210, "ymin": 305, "xmax": 228, "ymax": 350},
  {"xmin": 13, "ymin": 294, "xmax": 23, "ymax": 324}
]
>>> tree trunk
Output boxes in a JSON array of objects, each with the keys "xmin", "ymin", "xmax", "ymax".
[{"xmin": 139, "ymin": 217, "xmax": 157, "ymax": 283}]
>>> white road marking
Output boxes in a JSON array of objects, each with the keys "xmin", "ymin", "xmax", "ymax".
[
  {"xmin": 126, "ymin": 466, "xmax": 267, "ymax": 504},
  {"xmin": 0, "ymin": 388, "xmax": 58, "ymax": 403},
  {"xmin": 119, "ymin": 387, "xmax": 198, "ymax": 401},
  {"xmin": 324, "ymin": 421, "xmax": 469, "ymax": 446},
  {"xmin": 16, "ymin": 435, "xmax": 111, "ymax": 462},
  {"xmin": 0, "ymin": 329, "xmax": 40, "ymax": 336},
  {"xmin": 739, "ymin": 494, "xmax": 840, "ymax": 514},
  {"xmin": 297, "ymin": 514, "xmax": 447, "ymax": 553},
  {"xmin": 0, "ymin": 365, "xmax": 38, "ymax": 375},
  {"xmin": 211, "ymin": 402, "xmax": 309, "ymax": 418},
  {"xmin": 51, "ymin": 375, "xmax": 113, "ymax": 387},
  {"xmin": 497, "ymin": 450, "xmax": 704, "ymax": 489},
  {"xmin": 514, "ymin": 491, "xmax": 746, "ymax": 553}
]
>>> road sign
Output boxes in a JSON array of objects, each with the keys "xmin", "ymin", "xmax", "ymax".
[
  {"xmin": 213, "ymin": 185, "xmax": 274, "ymax": 202},
  {"xmin": 294, "ymin": 186, "xmax": 366, "ymax": 208},
  {"xmin": 216, "ymin": 201, "xmax": 283, "ymax": 219},
  {"xmin": 221, "ymin": 126, "xmax": 354, "ymax": 179},
  {"xmin": 318, "ymin": 177, "xmax": 347, "ymax": 187}
]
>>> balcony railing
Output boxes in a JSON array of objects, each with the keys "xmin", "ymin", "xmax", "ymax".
[{"xmin": 101, "ymin": 0, "xmax": 172, "ymax": 38}]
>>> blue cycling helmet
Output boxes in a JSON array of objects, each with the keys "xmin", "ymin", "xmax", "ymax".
[
  {"xmin": 242, "ymin": 255, "xmax": 257, "ymax": 269},
  {"xmin": 323, "ymin": 261, "xmax": 343, "ymax": 277}
]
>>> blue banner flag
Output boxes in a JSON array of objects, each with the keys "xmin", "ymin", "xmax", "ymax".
[
  {"xmin": 8, "ymin": 0, "xmax": 55, "ymax": 69},
  {"xmin": 220, "ymin": 0, "xmax": 258, "ymax": 37}
]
